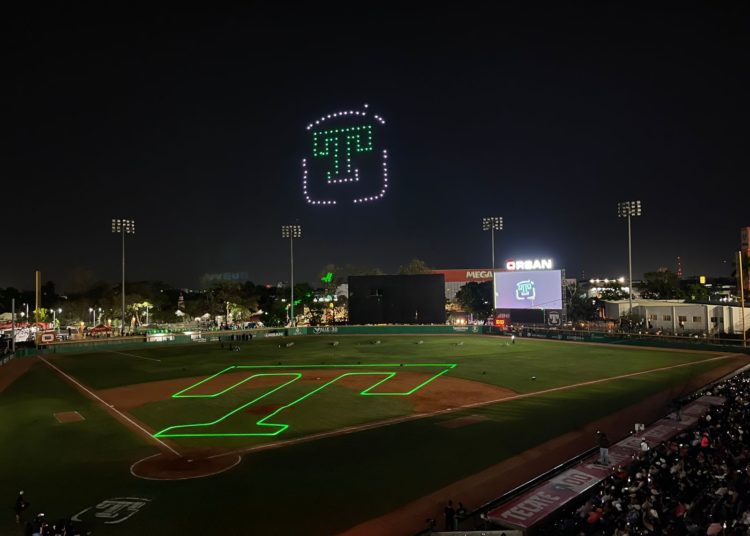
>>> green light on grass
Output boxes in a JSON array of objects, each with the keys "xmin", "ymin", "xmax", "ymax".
[{"xmin": 154, "ymin": 363, "xmax": 455, "ymax": 438}]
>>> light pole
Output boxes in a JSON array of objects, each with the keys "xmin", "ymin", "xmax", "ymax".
[
  {"xmin": 111, "ymin": 219, "xmax": 135, "ymax": 335},
  {"xmin": 89, "ymin": 307, "xmax": 101, "ymax": 327},
  {"xmin": 617, "ymin": 201, "xmax": 642, "ymax": 317},
  {"xmin": 281, "ymin": 224, "xmax": 302, "ymax": 327},
  {"xmin": 482, "ymin": 217, "xmax": 503, "ymax": 271},
  {"xmin": 738, "ymin": 251, "xmax": 746, "ymax": 348},
  {"xmin": 52, "ymin": 308, "xmax": 62, "ymax": 333},
  {"xmin": 11, "ymin": 298, "xmax": 15, "ymax": 354}
]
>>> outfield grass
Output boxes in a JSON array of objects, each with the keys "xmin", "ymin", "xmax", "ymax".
[
  {"xmin": 134, "ymin": 381, "xmax": 416, "ymax": 448},
  {"xmin": 0, "ymin": 336, "xmax": 743, "ymax": 535},
  {"xmin": 50, "ymin": 335, "xmax": 720, "ymax": 392}
]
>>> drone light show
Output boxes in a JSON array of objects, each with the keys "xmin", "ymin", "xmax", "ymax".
[{"xmin": 302, "ymin": 104, "xmax": 389, "ymax": 205}]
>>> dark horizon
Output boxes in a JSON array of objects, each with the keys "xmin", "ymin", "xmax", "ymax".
[{"xmin": 5, "ymin": 4, "xmax": 749, "ymax": 292}]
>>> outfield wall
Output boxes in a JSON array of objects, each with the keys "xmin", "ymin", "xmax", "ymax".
[{"xmin": 25, "ymin": 323, "xmax": 749, "ymax": 356}]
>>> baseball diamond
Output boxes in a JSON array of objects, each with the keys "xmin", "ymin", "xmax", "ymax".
[{"xmin": 1, "ymin": 334, "xmax": 747, "ymax": 535}]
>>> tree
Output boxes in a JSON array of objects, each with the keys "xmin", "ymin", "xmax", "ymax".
[
  {"xmin": 63, "ymin": 267, "xmax": 97, "ymax": 294},
  {"xmin": 398, "ymin": 258, "xmax": 432, "ymax": 275},
  {"xmin": 568, "ymin": 293, "xmax": 598, "ymax": 321},
  {"xmin": 641, "ymin": 270, "xmax": 684, "ymax": 299},
  {"xmin": 455, "ymin": 281, "xmax": 494, "ymax": 319},
  {"xmin": 684, "ymin": 284, "xmax": 709, "ymax": 303},
  {"xmin": 34, "ymin": 307, "xmax": 47, "ymax": 324},
  {"xmin": 597, "ymin": 283, "xmax": 629, "ymax": 301}
]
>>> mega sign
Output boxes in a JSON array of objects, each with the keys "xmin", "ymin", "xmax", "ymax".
[
  {"xmin": 431, "ymin": 269, "xmax": 494, "ymax": 282},
  {"xmin": 505, "ymin": 259, "xmax": 553, "ymax": 271},
  {"xmin": 466, "ymin": 270, "xmax": 494, "ymax": 279}
]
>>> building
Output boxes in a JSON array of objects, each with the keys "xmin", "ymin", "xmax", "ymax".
[
  {"xmin": 603, "ymin": 299, "xmax": 750, "ymax": 335},
  {"xmin": 347, "ymin": 274, "xmax": 446, "ymax": 325},
  {"xmin": 430, "ymin": 269, "xmax": 495, "ymax": 301}
]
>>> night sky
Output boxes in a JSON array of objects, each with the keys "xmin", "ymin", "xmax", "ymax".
[{"xmin": 5, "ymin": 4, "xmax": 749, "ymax": 291}]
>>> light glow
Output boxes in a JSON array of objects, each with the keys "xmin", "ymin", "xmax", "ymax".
[
  {"xmin": 154, "ymin": 363, "xmax": 455, "ymax": 438},
  {"xmin": 303, "ymin": 105, "xmax": 389, "ymax": 205}
]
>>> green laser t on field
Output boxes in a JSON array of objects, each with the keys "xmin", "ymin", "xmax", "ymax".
[{"xmin": 154, "ymin": 363, "xmax": 455, "ymax": 437}]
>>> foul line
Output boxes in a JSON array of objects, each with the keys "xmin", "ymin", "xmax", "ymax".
[
  {"xmin": 103, "ymin": 349, "xmax": 162, "ymax": 362},
  {"xmin": 208, "ymin": 353, "xmax": 744, "ymax": 460},
  {"xmin": 38, "ymin": 356, "xmax": 180, "ymax": 457}
]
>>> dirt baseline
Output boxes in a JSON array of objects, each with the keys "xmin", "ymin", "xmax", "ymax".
[
  {"xmin": 98, "ymin": 368, "xmax": 515, "ymax": 414},
  {"xmin": 107, "ymin": 368, "xmax": 515, "ymax": 480}
]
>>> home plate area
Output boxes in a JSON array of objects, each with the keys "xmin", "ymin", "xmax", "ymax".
[{"xmin": 54, "ymin": 411, "xmax": 85, "ymax": 424}]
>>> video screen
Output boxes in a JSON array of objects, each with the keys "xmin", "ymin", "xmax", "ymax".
[{"xmin": 494, "ymin": 270, "xmax": 562, "ymax": 310}]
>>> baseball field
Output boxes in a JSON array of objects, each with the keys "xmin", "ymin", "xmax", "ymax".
[{"xmin": 1, "ymin": 334, "xmax": 747, "ymax": 535}]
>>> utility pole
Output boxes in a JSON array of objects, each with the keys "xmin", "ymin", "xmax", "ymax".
[{"xmin": 739, "ymin": 251, "xmax": 746, "ymax": 348}]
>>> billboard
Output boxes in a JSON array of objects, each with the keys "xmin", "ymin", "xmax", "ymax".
[
  {"xmin": 431, "ymin": 269, "xmax": 494, "ymax": 283},
  {"xmin": 348, "ymin": 274, "xmax": 446, "ymax": 325},
  {"xmin": 494, "ymin": 270, "xmax": 562, "ymax": 310}
]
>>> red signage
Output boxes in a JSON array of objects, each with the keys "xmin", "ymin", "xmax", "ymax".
[{"xmin": 432, "ymin": 269, "xmax": 496, "ymax": 283}]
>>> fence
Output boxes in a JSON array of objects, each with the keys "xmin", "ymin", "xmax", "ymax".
[{"xmin": 25, "ymin": 324, "xmax": 749, "ymax": 356}]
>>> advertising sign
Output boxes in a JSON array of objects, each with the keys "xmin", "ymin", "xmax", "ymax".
[
  {"xmin": 505, "ymin": 259, "xmax": 553, "ymax": 271},
  {"xmin": 431, "ymin": 269, "xmax": 494, "ymax": 283},
  {"xmin": 494, "ymin": 270, "xmax": 563, "ymax": 309}
]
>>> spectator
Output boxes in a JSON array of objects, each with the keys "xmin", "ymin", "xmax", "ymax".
[
  {"xmin": 444, "ymin": 500, "xmax": 455, "ymax": 531},
  {"xmin": 597, "ymin": 431, "xmax": 611, "ymax": 465},
  {"xmin": 14, "ymin": 490, "xmax": 27, "ymax": 524},
  {"xmin": 531, "ymin": 369, "xmax": 750, "ymax": 536},
  {"xmin": 456, "ymin": 501, "xmax": 467, "ymax": 528}
]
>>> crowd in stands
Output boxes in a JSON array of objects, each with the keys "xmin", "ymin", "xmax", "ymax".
[
  {"xmin": 13, "ymin": 491, "xmax": 83, "ymax": 536},
  {"xmin": 537, "ymin": 370, "xmax": 750, "ymax": 536}
]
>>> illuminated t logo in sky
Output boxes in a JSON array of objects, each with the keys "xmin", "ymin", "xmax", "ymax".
[
  {"xmin": 313, "ymin": 125, "xmax": 373, "ymax": 182},
  {"xmin": 302, "ymin": 105, "xmax": 389, "ymax": 205}
]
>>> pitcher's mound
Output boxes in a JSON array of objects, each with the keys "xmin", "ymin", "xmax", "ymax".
[{"xmin": 131, "ymin": 453, "xmax": 241, "ymax": 480}]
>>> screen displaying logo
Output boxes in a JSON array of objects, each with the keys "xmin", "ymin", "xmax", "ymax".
[
  {"xmin": 494, "ymin": 270, "xmax": 563, "ymax": 310},
  {"xmin": 515, "ymin": 280, "xmax": 536, "ymax": 301}
]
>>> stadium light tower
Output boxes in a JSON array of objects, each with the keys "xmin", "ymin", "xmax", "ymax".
[
  {"xmin": 281, "ymin": 224, "xmax": 302, "ymax": 327},
  {"xmin": 617, "ymin": 201, "xmax": 642, "ymax": 317},
  {"xmin": 481, "ymin": 217, "xmax": 503, "ymax": 271},
  {"xmin": 111, "ymin": 219, "xmax": 135, "ymax": 335}
]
